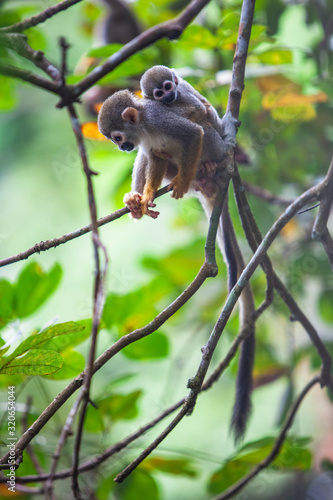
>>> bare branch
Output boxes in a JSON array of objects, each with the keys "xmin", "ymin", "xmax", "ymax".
[
  {"xmin": 66, "ymin": 103, "xmax": 107, "ymax": 499},
  {"xmin": 58, "ymin": 0, "xmax": 213, "ymax": 106},
  {"xmin": 214, "ymin": 376, "xmax": 320, "ymax": 500},
  {"xmin": 0, "ymin": 0, "xmax": 84, "ymax": 34},
  {"xmin": 243, "ymin": 181, "xmax": 295, "ymax": 206},
  {"xmin": 0, "ymin": 186, "xmax": 170, "ymax": 269},
  {"xmin": 0, "ymin": 61, "xmax": 61, "ymax": 94},
  {"xmin": 312, "ymin": 156, "xmax": 333, "ymax": 270}
]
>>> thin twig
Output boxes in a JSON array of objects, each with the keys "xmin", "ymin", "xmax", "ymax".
[
  {"xmin": 312, "ymin": 157, "xmax": 333, "ymax": 270},
  {"xmin": 232, "ymin": 167, "xmax": 333, "ymax": 391},
  {"xmin": 67, "ymin": 103, "xmax": 107, "ymax": 499},
  {"xmin": 243, "ymin": 181, "xmax": 295, "ymax": 206},
  {"xmin": 0, "ymin": 61, "xmax": 61, "ymax": 94},
  {"xmin": 214, "ymin": 376, "xmax": 320, "ymax": 500},
  {"xmin": 58, "ymin": 0, "xmax": 213, "ymax": 106},
  {"xmin": 1, "ymin": 33, "xmax": 62, "ymax": 82},
  {"xmin": 0, "ymin": 0, "xmax": 84, "ymax": 33},
  {"xmin": 0, "ymin": 186, "xmax": 170, "ymax": 268}
]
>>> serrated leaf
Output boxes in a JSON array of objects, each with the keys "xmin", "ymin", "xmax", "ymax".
[
  {"xmin": 142, "ymin": 457, "xmax": 198, "ymax": 477},
  {"xmin": 43, "ymin": 350, "xmax": 85, "ymax": 380},
  {"xmin": 0, "ymin": 349, "xmax": 62, "ymax": 375},
  {"xmin": 0, "ymin": 280, "xmax": 15, "ymax": 328},
  {"xmin": 122, "ymin": 332, "xmax": 169, "ymax": 360},
  {"xmin": 15, "ymin": 262, "xmax": 62, "ymax": 318}
]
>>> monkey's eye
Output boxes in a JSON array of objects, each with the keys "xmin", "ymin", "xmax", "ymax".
[
  {"xmin": 154, "ymin": 90, "xmax": 164, "ymax": 98},
  {"xmin": 114, "ymin": 136, "xmax": 122, "ymax": 142},
  {"xmin": 165, "ymin": 83, "xmax": 172, "ymax": 91}
]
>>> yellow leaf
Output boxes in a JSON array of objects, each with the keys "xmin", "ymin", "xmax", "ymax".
[
  {"xmin": 257, "ymin": 75, "xmax": 300, "ymax": 93},
  {"xmin": 81, "ymin": 122, "xmax": 107, "ymax": 141},
  {"xmin": 280, "ymin": 219, "xmax": 301, "ymax": 242}
]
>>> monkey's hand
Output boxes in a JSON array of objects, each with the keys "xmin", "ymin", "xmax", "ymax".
[
  {"xmin": 141, "ymin": 189, "xmax": 160, "ymax": 219},
  {"xmin": 199, "ymin": 161, "xmax": 217, "ymax": 178},
  {"xmin": 123, "ymin": 192, "xmax": 143, "ymax": 219}
]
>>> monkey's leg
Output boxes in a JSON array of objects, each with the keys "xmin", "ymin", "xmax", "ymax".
[
  {"xmin": 141, "ymin": 155, "xmax": 168, "ymax": 218},
  {"xmin": 170, "ymin": 128, "xmax": 204, "ymax": 199},
  {"xmin": 123, "ymin": 149, "xmax": 148, "ymax": 219}
]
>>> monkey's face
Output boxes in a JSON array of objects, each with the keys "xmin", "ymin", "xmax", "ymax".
[
  {"xmin": 153, "ymin": 79, "xmax": 177, "ymax": 104},
  {"xmin": 110, "ymin": 131, "xmax": 135, "ymax": 152}
]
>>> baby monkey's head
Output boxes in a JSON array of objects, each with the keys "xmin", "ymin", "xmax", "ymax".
[{"xmin": 140, "ymin": 65, "xmax": 179, "ymax": 104}]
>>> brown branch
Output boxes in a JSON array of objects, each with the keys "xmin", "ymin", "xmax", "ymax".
[
  {"xmin": 243, "ymin": 181, "xmax": 295, "ymax": 206},
  {"xmin": 1, "ymin": 33, "xmax": 62, "ymax": 82},
  {"xmin": 0, "ymin": 0, "xmax": 84, "ymax": 34},
  {"xmin": 0, "ymin": 186, "xmax": 170, "ymax": 269},
  {"xmin": 232, "ymin": 166, "xmax": 333, "ymax": 391},
  {"xmin": 0, "ymin": 61, "xmax": 61, "ymax": 94},
  {"xmin": 214, "ymin": 376, "xmax": 320, "ymax": 500},
  {"xmin": 312, "ymin": 156, "xmax": 333, "ymax": 270},
  {"xmin": 58, "ymin": 0, "xmax": 213, "ymax": 106},
  {"xmin": 66, "ymin": 103, "xmax": 107, "ymax": 499}
]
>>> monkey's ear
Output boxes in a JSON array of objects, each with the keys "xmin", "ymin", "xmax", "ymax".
[
  {"xmin": 172, "ymin": 71, "xmax": 179, "ymax": 86},
  {"xmin": 122, "ymin": 107, "xmax": 138, "ymax": 124}
]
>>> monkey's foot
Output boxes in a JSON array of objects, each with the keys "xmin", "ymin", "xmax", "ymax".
[
  {"xmin": 123, "ymin": 191, "xmax": 143, "ymax": 219},
  {"xmin": 168, "ymin": 175, "xmax": 189, "ymax": 199},
  {"xmin": 143, "ymin": 200, "xmax": 160, "ymax": 219}
]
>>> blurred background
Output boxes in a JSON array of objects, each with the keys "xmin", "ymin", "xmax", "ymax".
[{"xmin": 0, "ymin": 0, "xmax": 333, "ymax": 498}]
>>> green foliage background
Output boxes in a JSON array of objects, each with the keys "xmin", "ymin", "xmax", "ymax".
[{"xmin": 0, "ymin": 0, "xmax": 333, "ymax": 499}]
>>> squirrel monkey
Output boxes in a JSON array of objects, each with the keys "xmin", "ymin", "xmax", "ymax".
[{"xmin": 98, "ymin": 90, "xmax": 204, "ymax": 217}]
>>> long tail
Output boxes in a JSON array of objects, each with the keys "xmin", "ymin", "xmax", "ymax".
[{"xmin": 221, "ymin": 203, "xmax": 255, "ymax": 443}]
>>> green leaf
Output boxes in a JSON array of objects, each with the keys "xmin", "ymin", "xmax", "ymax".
[
  {"xmin": 0, "ymin": 76, "xmax": 18, "ymax": 111},
  {"xmin": 43, "ymin": 350, "xmax": 85, "ymax": 380},
  {"xmin": 15, "ymin": 262, "xmax": 62, "ymax": 318},
  {"xmin": 115, "ymin": 469, "xmax": 159, "ymax": 500},
  {"xmin": 318, "ymin": 290, "xmax": 333, "ymax": 323},
  {"xmin": 0, "ymin": 321, "xmax": 85, "ymax": 370},
  {"xmin": 0, "ymin": 349, "xmax": 63, "ymax": 375},
  {"xmin": 0, "ymin": 279, "xmax": 15, "ymax": 328},
  {"xmin": 84, "ymin": 404, "xmax": 105, "ymax": 433},
  {"xmin": 122, "ymin": 332, "xmax": 169, "ymax": 360},
  {"xmin": 142, "ymin": 457, "xmax": 198, "ymax": 477},
  {"xmin": 178, "ymin": 25, "xmax": 217, "ymax": 50},
  {"xmin": 36, "ymin": 319, "xmax": 91, "ymax": 353},
  {"xmin": 87, "ymin": 43, "xmax": 123, "ymax": 58},
  {"xmin": 102, "ymin": 278, "xmax": 171, "ymax": 331},
  {"xmin": 256, "ymin": 47, "xmax": 293, "ymax": 65},
  {"xmin": 99, "ymin": 390, "xmax": 142, "ymax": 421},
  {"xmin": 208, "ymin": 461, "xmax": 250, "ymax": 494}
]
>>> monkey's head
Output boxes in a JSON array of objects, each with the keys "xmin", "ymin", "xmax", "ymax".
[
  {"xmin": 98, "ymin": 90, "xmax": 141, "ymax": 152},
  {"xmin": 140, "ymin": 65, "xmax": 179, "ymax": 105}
]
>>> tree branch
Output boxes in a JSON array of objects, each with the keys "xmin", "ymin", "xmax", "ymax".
[
  {"xmin": 214, "ymin": 376, "xmax": 320, "ymax": 500},
  {"xmin": 0, "ymin": 0, "xmax": 84, "ymax": 33},
  {"xmin": 0, "ymin": 61, "xmax": 61, "ymax": 94},
  {"xmin": 58, "ymin": 0, "xmax": 213, "ymax": 106},
  {"xmin": 0, "ymin": 186, "xmax": 171, "ymax": 268}
]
